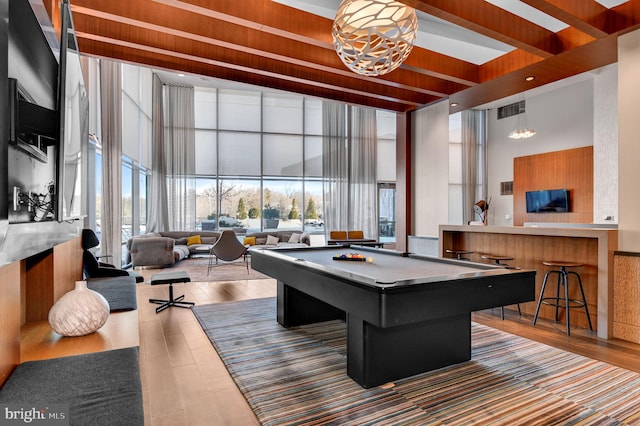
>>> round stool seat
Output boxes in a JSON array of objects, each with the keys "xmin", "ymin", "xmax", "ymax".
[
  {"xmin": 445, "ymin": 249, "xmax": 473, "ymax": 260},
  {"xmin": 542, "ymin": 261, "xmax": 583, "ymax": 268},
  {"xmin": 481, "ymin": 255, "xmax": 514, "ymax": 265}
]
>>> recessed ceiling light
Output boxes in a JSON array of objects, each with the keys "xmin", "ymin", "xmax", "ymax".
[
  {"xmin": 525, "ymin": 76, "xmax": 535, "ymax": 81},
  {"xmin": 450, "ymin": 102, "xmax": 458, "ymax": 107},
  {"xmin": 178, "ymin": 73, "xmax": 185, "ymax": 77}
]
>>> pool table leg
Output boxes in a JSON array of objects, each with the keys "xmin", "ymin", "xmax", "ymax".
[
  {"xmin": 347, "ymin": 313, "xmax": 471, "ymax": 388},
  {"xmin": 277, "ymin": 281, "xmax": 345, "ymax": 327}
]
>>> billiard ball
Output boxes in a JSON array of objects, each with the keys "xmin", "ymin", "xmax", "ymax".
[{"xmin": 366, "ymin": 257, "xmax": 374, "ymax": 263}]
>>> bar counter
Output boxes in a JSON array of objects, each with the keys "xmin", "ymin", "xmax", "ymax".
[{"xmin": 439, "ymin": 225, "xmax": 618, "ymax": 339}]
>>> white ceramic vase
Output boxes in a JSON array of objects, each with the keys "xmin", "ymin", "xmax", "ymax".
[{"xmin": 48, "ymin": 280, "xmax": 110, "ymax": 337}]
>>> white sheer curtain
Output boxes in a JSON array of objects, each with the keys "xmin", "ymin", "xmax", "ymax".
[
  {"xmin": 322, "ymin": 101, "xmax": 348, "ymax": 234},
  {"xmin": 350, "ymin": 106, "xmax": 377, "ymax": 238},
  {"xmin": 461, "ymin": 109, "xmax": 486, "ymax": 224},
  {"xmin": 146, "ymin": 73, "xmax": 169, "ymax": 232},
  {"xmin": 322, "ymin": 101, "xmax": 378, "ymax": 238},
  {"xmin": 163, "ymin": 85, "xmax": 196, "ymax": 231},
  {"xmin": 99, "ymin": 59, "xmax": 123, "ymax": 266}
]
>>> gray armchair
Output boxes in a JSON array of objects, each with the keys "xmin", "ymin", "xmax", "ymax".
[
  {"xmin": 208, "ymin": 230, "xmax": 249, "ymax": 274},
  {"xmin": 128, "ymin": 236, "xmax": 177, "ymax": 268}
]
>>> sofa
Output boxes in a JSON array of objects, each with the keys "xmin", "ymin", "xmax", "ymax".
[
  {"xmin": 242, "ymin": 230, "xmax": 311, "ymax": 250},
  {"xmin": 127, "ymin": 231, "xmax": 222, "ymax": 267}
]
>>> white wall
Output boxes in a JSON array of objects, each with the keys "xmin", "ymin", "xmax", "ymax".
[
  {"xmin": 486, "ymin": 79, "xmax": 595, "ymax": 226},
  {"xmin": 593, "ymin": 64, "xmax": 618, "ymax": 224},
  {"xmin": 411, "ymin": 100, "xmax": 450, "ymax": 237},
  {"xmin": 618, "ymin": 29, "xmax": 640, "ymax": 252}
]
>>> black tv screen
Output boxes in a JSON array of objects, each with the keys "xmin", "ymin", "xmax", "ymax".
[{"xmin": 525, "ymin": 189, "xmax": 569, "ymax": 213}]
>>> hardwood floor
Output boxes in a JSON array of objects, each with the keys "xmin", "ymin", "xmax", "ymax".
[
  {"xmin": 137, "ymin": 278, "xmax": 277, "ymax": 425},
  {"xmin": 21, "ymin": 276, "xmax": 640, "ymax": 425}
]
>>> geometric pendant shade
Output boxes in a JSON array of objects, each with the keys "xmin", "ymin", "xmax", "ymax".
[{"xmin": 332, "ymin": 0, "xmax": 418, "ymax": 76}]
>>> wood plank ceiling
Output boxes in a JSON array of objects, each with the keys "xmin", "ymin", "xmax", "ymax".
[{"xmin": 57, "ymin": 0, "xmax": 640, "ymax": 113}]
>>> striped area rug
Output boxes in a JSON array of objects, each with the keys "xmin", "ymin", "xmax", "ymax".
[{"xmin": 192, "ymin": 298, "xmax": 640, "ymax": 425}]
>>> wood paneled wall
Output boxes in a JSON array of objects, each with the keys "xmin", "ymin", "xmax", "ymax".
[
  {"xmin": 613, "ymin": 252, "xmax": 640, "ymax": 343},
  {"xmin": 440, "ymin": 225, "xmax": 617, "ymax": 337},
  {"xmin": 443, "ymin": 232, "xmax": 598, "ymax": 330},
  {"xmin": 23, "ymin": 237, "xmax": 82, "ymax": 321},
  {"xmin": 0, "ymin": 236, "xmax": 82, "ymax": 385},
  {"xmin": 513, "ymin": 146, "xmax": 593, "ymax": 226},
  {"xmin": 0, "ymin": 262, "xmax": 22, "ymax": 384}
]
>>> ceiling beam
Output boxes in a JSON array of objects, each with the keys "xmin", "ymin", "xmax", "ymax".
[
  {"xmin": 403, "ymin": 0, "xmax": 561, "ymax": 57},
  {"xmin": 449, "ymin": 32, "xmax": 618, "ymax": 113},
  {"xmin": 521, "ymin": 0, "xmax": 609, "ymax": 38},
  {"xmin": 51, "ymin": 0, "xmax": 640, "ymax": 114},
  {"xmin": 78, "ymin": 34, "xmax": 421, "ymax": 112}
]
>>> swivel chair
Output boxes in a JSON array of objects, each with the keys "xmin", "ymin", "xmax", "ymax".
[{"xmin": 82, "ymin": 229, "xmax": 144, "ymax": 283}]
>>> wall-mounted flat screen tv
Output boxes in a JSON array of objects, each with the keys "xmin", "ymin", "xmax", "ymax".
[
  {"xmin": 57, "ymin": 0, "xmax": 89, "ymax": 221},
  {"xmin": 525, "ymin": 189, "xmax": 569, "ymax": 213}
]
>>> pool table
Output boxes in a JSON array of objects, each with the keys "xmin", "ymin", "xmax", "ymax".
[{"xmin": 250, "ymin": 246, "xmax": 536, "ymax": 388}]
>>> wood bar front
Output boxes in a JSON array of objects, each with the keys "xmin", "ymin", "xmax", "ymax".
[{"xmin": 439, "ymin": 225, "xmax": 617, "ymax": 339}]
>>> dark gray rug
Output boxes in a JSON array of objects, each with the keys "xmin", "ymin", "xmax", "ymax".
[
  {"xmin": 87, "ymin": 276, "xmax": 137, "ymax": 311},
  {"xmin": 0, "ymin": 347, "xmax": 143, "ymax": 426}
]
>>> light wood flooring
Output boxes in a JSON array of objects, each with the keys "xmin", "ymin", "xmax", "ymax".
[{"xmin": 21, "ymin": 276, "xmax": 640, "ymax": 425}]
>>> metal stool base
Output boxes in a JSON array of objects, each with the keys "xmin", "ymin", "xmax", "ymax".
[{"xmin": 532, "ymin": 266, "xmax": 593, "ymax": 336}]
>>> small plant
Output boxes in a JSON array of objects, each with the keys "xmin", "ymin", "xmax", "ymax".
[
  {"xmin": 288, "ymin": 199, "xmax": 300, "ymax": 220},
  {"xmin": 263, "ymin": 206, "xmax": 280, "ymax": 219},
  {"xmin": 248, "ymin": 207, "xmax": 261, "ymax": 218}
]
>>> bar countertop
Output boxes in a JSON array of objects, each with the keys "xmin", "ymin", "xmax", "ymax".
[{"xmin": 439, "ymin": 224, "xmax": 618, "ymax": 339}]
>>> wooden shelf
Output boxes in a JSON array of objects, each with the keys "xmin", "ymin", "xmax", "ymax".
[{"xmin": 20, "ymin": 310, "xmax": 139, "ymax": 363}]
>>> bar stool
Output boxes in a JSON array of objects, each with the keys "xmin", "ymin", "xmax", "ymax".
[
  {"xmin": 481, "ymin": 254, "xmax": 521, "ymax": 319},
  {"xmin": 532, "ymin": 261, "xmax": 593, "ymax": 336},
  {"xmin": 445, "ymin": 249, "xmax": 473, "ymax": 260}
]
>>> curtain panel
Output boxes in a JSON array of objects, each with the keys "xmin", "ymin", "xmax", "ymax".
[
  {"xmin": 322, "ymin": 101, "xmax": 378, "ymax": 238},
  {"xmin": 163, "ymin": 85, "xmax": 196, "ymax": 231},
  {"xmin": 99, "ymin": 59, "xmax": 123, "ymax": 266},
  {"xmin": 146, "ymin": 73, "xmax": 169, "ymax": 232},
  {"xmin": 322, "ymin": 101, "xmax": 348, "ymax": 234},
  {"xmin": 350, "ymin": 106, "xmax": 377, "ymax": 238}
]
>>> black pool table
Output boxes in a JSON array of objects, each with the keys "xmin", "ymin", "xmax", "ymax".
[{"xmin": 250, "ymin": 246, "xmax": 536, "ymax": 388}]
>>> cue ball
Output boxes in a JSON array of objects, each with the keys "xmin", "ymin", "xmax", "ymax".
[{"xmin": 366, "ymin": 257, "xmax": 374, "ymax": 263}]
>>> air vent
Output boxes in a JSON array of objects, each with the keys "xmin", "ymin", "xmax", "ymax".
[
  {"xmin": 500, "ymin": 181, "xmax": 513, "ymax": 196},
  {"xmin": 497, "ymin": 100, "xmax": 525, "ymax": 120}
]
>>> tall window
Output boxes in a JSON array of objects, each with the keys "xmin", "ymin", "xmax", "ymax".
[
  {"xmin": 84, "ymin": 61, "xmax": 397, "ymax": 247},
  {"xmin": 120, "ymin": 63, "xmax": 151, "ymax": 254},
  {"xmin": 193, "ymin": 88, "xmax": 327, "ymax": 234}
]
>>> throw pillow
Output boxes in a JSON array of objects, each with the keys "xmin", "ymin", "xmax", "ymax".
[
  {"xmin": 201, "ymin": 237, "xmax": 217, "ymax": 244},
  {"xmin": 288, "ymin": 233, "xmax": 301, "ymax": 243},
  {"xmin": 266, "ymin": 235, "xmax": 280, "ymax": 245},
  {"xmin": 175, "ymin": 237, "xmax": 188, "ymax": 246},
  {"xmin": 186, "ymin": 235, "xmax": 201, "ymax": 246},
  {"xmin": 243, "ymin": 236, "xmax": 256, "ymax": 246},
  {"xmin": 256, "ymin": 237, "xmax": 267, "ymax": 245}
]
